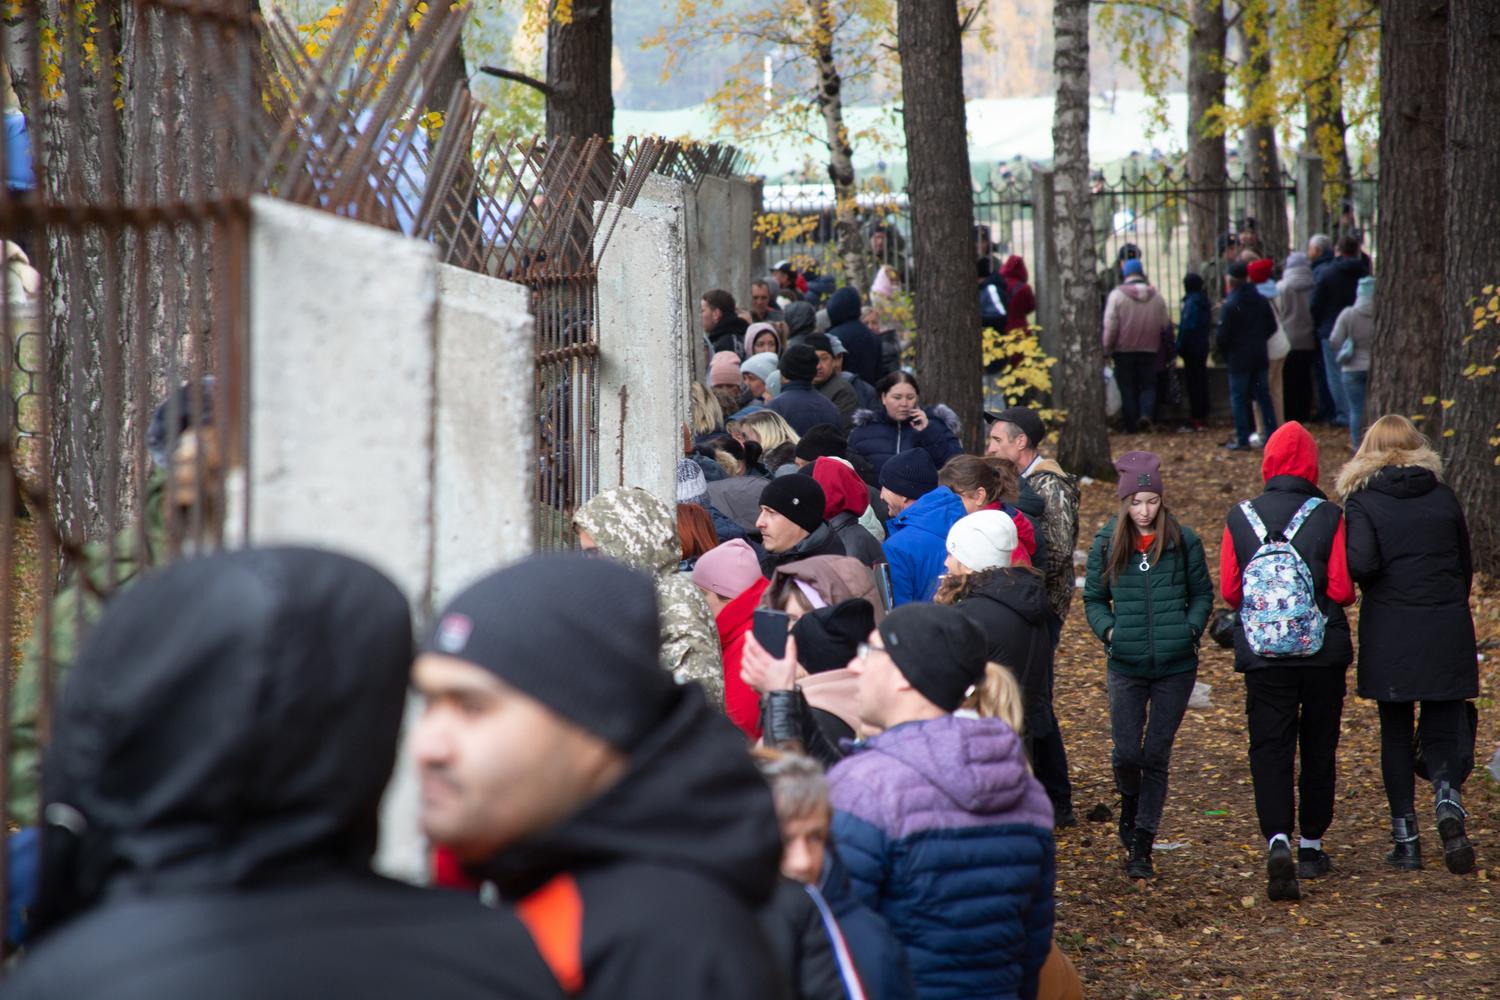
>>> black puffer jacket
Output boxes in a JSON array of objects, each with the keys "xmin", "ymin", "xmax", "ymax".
[
  {"xmin": 1339, "ymin": 448, "xmax": 1478, "ymax": 702},
  {"xmin": 474, "ymin": 685, "xmax": 791, "ymax": 1000},
  {"xmin": 9, "ymin": 549, "xmax": 563, "ymax": 1000},
  {"xmin": 955, "ymin": 569, "xmax": 1055, "ymax": 739},
  {"xmin": 761, "ymin": 522, "xmax": 847, "ymax": 578},
  {"xmin": 759, "ymin": 878, "xmax": 846, "ymax": 1000}
]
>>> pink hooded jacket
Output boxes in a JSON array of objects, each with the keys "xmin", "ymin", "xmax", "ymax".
[{"xmin": 1102, "ymin": 277, "xmax": 1170, "ymax": 353}]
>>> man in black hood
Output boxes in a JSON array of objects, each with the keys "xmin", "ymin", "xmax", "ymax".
[
  {"xmin": 6, "ymin": 548, "xmax": 562, "ymax": 1000},
  {"xmin": 413, "ymin": 554, "xmax": 789, "ymax": 999}
]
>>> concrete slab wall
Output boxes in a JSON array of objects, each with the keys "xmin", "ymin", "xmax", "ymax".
[
  {"xmin": 432, "ymin": 264, "xmax": 535, "ymax": 609},
  {"xmin": 596, "ymin": 200, "xmax": 690, "ymax": 505}
]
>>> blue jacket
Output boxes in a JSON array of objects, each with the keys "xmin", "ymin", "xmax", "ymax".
[
  {"xmin": 1177, "ymin": 290, "xmax": 1211, "ymax": 359},
  {"xmin": 1214, "ymin": 283, "xmax": 1277, "ymax": 373},
  {"xmin": 829, "ymin": 715, "xmax": 1055, "ymax": 1000},
  {"xmin": 882, "ymin": 487, "xmax": 967, "ymax": 606},
  {"xmin": 768, "ymin": 382, "xmax": 844, "ymax": 436},
  {"xmin": 828, "ymin": 287, "xmax": 882, "ymax": 385},
  {"xmin": 819, "ymin": 850, "xmax": 915, "ymax": 1000},
  {"xmin": 848, "ymin": 407, "xmax": 964, "ymax": 481}
]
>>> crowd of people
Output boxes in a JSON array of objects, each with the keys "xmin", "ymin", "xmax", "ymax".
[
  {"xmin": 1102, "ymin": 225, "xmax": 1376, "ymax": 454},
  {"xmin": 0, "ymin": 242, "xmax": 1479, "ymax": 999}
]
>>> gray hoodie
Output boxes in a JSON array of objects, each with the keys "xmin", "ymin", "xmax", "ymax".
[{"xmin": 1329, "ymin": 295, "xmax": 1374, "ymax": 372}]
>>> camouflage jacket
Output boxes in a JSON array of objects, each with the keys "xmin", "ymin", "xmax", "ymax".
[
  {"xmin": 574, "ymin": 488, "xmax": 724, "ymax": 709},
  {"xmin": 8, "ymin": 478, "xmax": 168, "ymax": 827},
  {"xmin": 1024, "ymin": 458, "xmax": 1081, "ymax": 623}
]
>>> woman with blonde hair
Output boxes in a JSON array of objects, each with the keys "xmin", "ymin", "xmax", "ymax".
[
  {"xmin": 690, "ymin": 382, "xmax": 724, "ymax": 441},
  {"xmin": 1337, "ymin": 414, "xmax": 1478, "ymax": 875},
  {"xmin": 739, "ymin": 409, "xmax": 800, "ymax": 452}
]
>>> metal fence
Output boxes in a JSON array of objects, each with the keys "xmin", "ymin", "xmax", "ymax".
[
  {"xmin": 1, "ymin": 0, "xmax": 258, "ymax": 950},
  {"xmin": 761, "ymin": 165, "xmax": 1378, "ymax": 324}
]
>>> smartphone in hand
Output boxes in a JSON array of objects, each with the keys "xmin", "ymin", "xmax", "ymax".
[{"xmin": 752, "ymin": 608, "xmax": 791, "ymax": 659}]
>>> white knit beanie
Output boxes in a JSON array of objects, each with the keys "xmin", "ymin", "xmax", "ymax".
[{"xmin": 945, "ymin": 510, "xmax": 1018, "ymax": 572}]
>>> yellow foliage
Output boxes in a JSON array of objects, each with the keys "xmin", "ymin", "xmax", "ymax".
[{"xmin": 982, "ymin": 326, "xmax": 1063, "ymax": 425}]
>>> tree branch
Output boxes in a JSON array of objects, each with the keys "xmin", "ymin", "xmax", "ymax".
[
  {"xmin": 1089, "ymin": 0, "xmax": 1190, "ymax": 26},
  {"xmin": 479, "ymin": 65, "xmax": 556, "ymax": 98}
]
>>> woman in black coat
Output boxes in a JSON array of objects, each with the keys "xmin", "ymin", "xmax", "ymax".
[{"xmin": 1337, "ymin": 415, "xmax": 1479, "ymax": 875}]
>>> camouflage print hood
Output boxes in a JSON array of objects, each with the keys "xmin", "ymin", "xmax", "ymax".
[{"xmin": 573, "ymin": 487, "xmax": 679, "ymax": 577}]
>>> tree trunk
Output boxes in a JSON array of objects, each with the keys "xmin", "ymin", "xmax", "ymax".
[
  {"xmin": 811, "ymin": 0, "xmax": 869, "ymax": 295},
  {"xmin": 1441, "ymin": 0, "xmax": 1500, "ymax": 575},
  {"xmin": 545, "ymin": 0, "xmax": 613, "ymax": 140},
  {"xmin": 1369, "ymin": 0, "xmax": 1446, "ymax": 428},
  {"xmin": 1051, "ymin": 0, "xmax": 1111, "ymax": 476},
  {"xmin": 1187, "ymin": 0, "xmax": 1227, "ymax": 270},
  {"xmin": 1240, "ymin": 5, "xmax": 1289, "ymax": 263},
  {"xmin": 897, "ymin": 0, "xmax": 982, "ymax": 450},
  {"xmin": 422, "ymin": 31, "xmax": 485, "ymax": 265}
]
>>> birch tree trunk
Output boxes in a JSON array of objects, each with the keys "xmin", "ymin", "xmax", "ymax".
[
  {"xmin": 1051, "ymin": 0, "xmax": 1111, "ymax": 476},
  {"xmin": 811, "ymin": 0, "xmax": 869, "ymax": 294},
  {"xmin": 1441, "ymin": 0, "xmax": 1500, "ymax": 575},
  {"xmin": 896, "ymin": 0, "xmax": 980, "ymax": 448},
  {"xmin": 1369, "ymin": 0, "xmax": 1446, "ymax": 428}
]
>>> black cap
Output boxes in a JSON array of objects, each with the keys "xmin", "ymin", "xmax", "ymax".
[
  {"xmin": 759, "ymin": 475, "xmax": 826, "ymax": 535},
  {"xmin": 794, "ymin": 424, "xmax": 847, "ymax": 463},
  {"xmin": 1228, "ymin": 260, "xmax": 1250, "ymax": 281},
  {"xmin": 427, "ymin": 554, "xmax": 674, "ymax": 751},
  {"xmin": 793, "ymin": 599, "xmax": 876, "ymax": 673},
  {"xmin": 982, "ymin": 406, "xmax": 1045, "ymax": 449},
  {"xmin": 877, "ymin": 604, "xmax": 988, "ymax": 712},
  {"xmin": 802, "ymin": 333, "xmax": 833, "ymax": 355},
  {"xmin": 780, "ymin": 344, "xmax": 818, "ymax": 383}
]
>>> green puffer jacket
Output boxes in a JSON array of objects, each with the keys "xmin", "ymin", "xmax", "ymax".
[{"xmin": 1083, "ymin": 515, "xmax": 1214, "ymax": 679}]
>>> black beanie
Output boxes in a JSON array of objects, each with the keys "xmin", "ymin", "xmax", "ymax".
[
  {"xmin": 780, "ymin": 344, "xmax": 818, "ymax": 383},
  {"xmin": 794, "ymin": 599, "xmax": 876, "ymax": 673},
  {"xmin": 426, "ymin": 554, "xmax": 675, "ymax": 751},
  {"xmin": 802, "ymin": 333, "xmax": 833, "ymax": 355},
  {"xmin": 878, "ymin": 448, "xmax": 938, "ymax": 501},
  {"xmin": 877, "ymin": 603, "xmax": 988, "ymax": 712},
  {"xmin": 795, "ymin": 423, "xmax": 847, "ymax": 462},
  {"xmin": 758, "ymin": 475, "xmax": 826, "ymax": 534}
]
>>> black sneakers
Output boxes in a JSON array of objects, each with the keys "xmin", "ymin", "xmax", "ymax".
[
  {"xmin": 1267, "ymin": 839, "xmax": 1300, "ymax": 901},
  {"xmin": 1297, "ymin": 847, "xmax": 1332, "ymax": 879}
]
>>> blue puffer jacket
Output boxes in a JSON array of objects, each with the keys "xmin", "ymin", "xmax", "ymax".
[
  {"xmin": 883, "ymin": 487, "xmax": 967, "ymax": 605},
  {"xmin": 848, "ymin": 406, "xmax": 964, "ymax": 480},
  {"xmin": 829, "ymin": 715, "xmax": 1055, "ymax": 1000}
]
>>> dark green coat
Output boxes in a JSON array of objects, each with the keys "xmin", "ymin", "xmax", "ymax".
[{"xmin": 1083, "ymin": 516, "xmax": 1214, "ymax": 679}]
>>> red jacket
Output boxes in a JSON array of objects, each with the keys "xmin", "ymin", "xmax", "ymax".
[
  {"xmin": 719, "ymin": 576, "xmax": 771, "ymax": 739},
  {"xmin": 1219, "ymin": 421, "xmax": 1355, "ymax": 609},
  {"xmin": 981, "ymin": 500, "xmax": 1036, "ymax": 568},
  {"xmin": 1001, "ymin": 255, "xmax": 1037, "ymax": 334}
]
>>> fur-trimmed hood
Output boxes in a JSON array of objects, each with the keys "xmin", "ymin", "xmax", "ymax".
[
  {"xmin": 851, "ymin": 403, "xmax": 961, "ymax": 437},
  {"xmin": 1335, "ymin": 445, "xmax": 1443, "ymax": 499}
]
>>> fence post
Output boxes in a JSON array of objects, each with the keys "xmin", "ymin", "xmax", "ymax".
[
  {"xmin": 1296, "ymin": 153, "xmax": 1324, "ymax": 250},
  {"xmin": 596, "ymin": 200, "xmax": 691, "ymax": 506},
  {"xmin": 1031, "ymin": 168, "xmax": 1062, "ymax": 360}
]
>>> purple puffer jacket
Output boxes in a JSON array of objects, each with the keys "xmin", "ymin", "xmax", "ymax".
[{"xmin": 828, "ymin": 715, "xmax": 1054, "ymax": 1000}]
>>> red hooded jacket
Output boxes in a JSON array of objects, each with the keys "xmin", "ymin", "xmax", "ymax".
[
  {"xmin": 1219, "ymin": 421, "xmax": 1354, "ymax": 609},
  {"xmin": 1000, "ymin": 255, "xmax": 1037, "ymax": 334},
  {"xmin": 981, "ymin": 500, "xmax": 1036, "ymax": 567},
  {"xmin": 811, "ymin": 457, "xmax": 869, "ymax": 519},
  {"xmin": 718, "ymin": 576, "xmax": 772, "ymax": 739}
]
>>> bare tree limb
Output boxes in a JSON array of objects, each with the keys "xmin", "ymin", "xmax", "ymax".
[{"xmin": 479, "ymin": 65, "xmax": 557, "ymax": 97}]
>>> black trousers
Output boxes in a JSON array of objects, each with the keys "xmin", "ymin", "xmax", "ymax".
[
  {"xmin": 1032, "ymin": 613, "xmax": 1074, "ymax": 816},
  {"xmin": 1282, "ymin": 349, "xmax": 1317, "ymax": 424},
  {"xmin": 1377, "ymin": 700, "xmax": 1470, "ymax": 817},
  {"xmin": 1181, "ymin": 352, "xmax": 1210, "ymax": 422},
  {"xmin": 1244, "ymin": 667, "xmax": 1347, "ymax": 841}
]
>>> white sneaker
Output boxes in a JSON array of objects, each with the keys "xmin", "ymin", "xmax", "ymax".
[{"xmin": 1249, "ymin": 432, "xmax": 1263, "ymax": 448}]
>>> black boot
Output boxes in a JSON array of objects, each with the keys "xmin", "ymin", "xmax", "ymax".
[
  {"xmin": 1118, "ymin": 795, "xmax": 1138, "ymax": 851},
  {"xmin": 1267, "ymin": 838, "xmax": 1300, "ymax": 901},
  {"xmin": 1435, "ymin": 783, "xmax": 1475, "ymax": 875},
  {"xmin": 1125, "ymin": 828, "xmax": 1154, "ymax": 879},
  {"xmin": 1384, "ymin": 814, "xmax": 1422, "ymax": 871}
]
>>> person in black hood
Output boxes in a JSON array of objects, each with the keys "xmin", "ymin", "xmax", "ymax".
[
  {"xmin": 703, "ymin": 288, "xmax": 751, "ymax": 357},
  {"xmin": 413, "ymin": 554, "xmax": 789, "ymax": 999},
  {"xmin": 825, "ymin": 287, "xmax": 882, "ymax": 384},
  {"xmin": 6, "ymin": 548, "xmax": 563, "ymax": 1000}
]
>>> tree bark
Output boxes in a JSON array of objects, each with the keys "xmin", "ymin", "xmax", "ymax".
[
  {"xmin": 545, "ymin": 0, "xmax": 613, "ymax": 140},
  {"xmin": 897, "ymin": 0, "xmax": 982, "ymax": 450},
  {"xmin": 811, "ymin": 0, "xmax": 869, "ymax": 295},
  {"xmin": 1187, "ymin": 0, "xmax": 1228, "ymax": 270},
  {"xmin": 1369, "ymin": 0, "xmax": 1446, "ymax": 428},
  {"xmin": 1441, "ymin": 0, "xmax": 1500, "ymax": 575},
  {"xmin": 422, "ymin": 30, "xmax": 485, "ymax": 265},
  {"xmin": 1050, "ymin": 0, "xmax": 1110, "ymax": 476},
  {"xmin": 1239, "ymin": 4, "xmax": 1290, "ymax": 263}
]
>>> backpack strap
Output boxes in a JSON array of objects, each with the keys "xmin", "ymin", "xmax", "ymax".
[
  {"xmin": 1237, "ymin": 500, "xmax": 1270, "ymax": 544},
  {"xmin": 516, "ymin": 873, "xmax": 585, "ymax": 995},
  {"xmin": 1282, "ymin": 497, "xmax": 1324, "ymax": 542}
]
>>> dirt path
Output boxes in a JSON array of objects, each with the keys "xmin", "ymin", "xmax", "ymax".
[{"xmin": 1051, "ymin": 424, "xmax": 1499, "ymax": 999}]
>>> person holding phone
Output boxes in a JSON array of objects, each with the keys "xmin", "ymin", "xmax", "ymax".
[{"xmin": 847, "ymin": 372, "xmax": 963, "ymax": 480}]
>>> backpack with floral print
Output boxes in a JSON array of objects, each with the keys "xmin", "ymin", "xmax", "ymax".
[{"xmin": 1238, "ymin": 497, "xmax": 1327, "ymax": 657}]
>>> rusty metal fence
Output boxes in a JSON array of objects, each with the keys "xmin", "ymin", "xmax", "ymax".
[{"xmin": 1, "ymin": 0, "xmax": 259, "ymax": 950}]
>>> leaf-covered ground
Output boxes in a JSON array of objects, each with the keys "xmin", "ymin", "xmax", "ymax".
[{"xmin": 1052, "ymin": 424, "xmax": 1499, "ymax": 999}]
